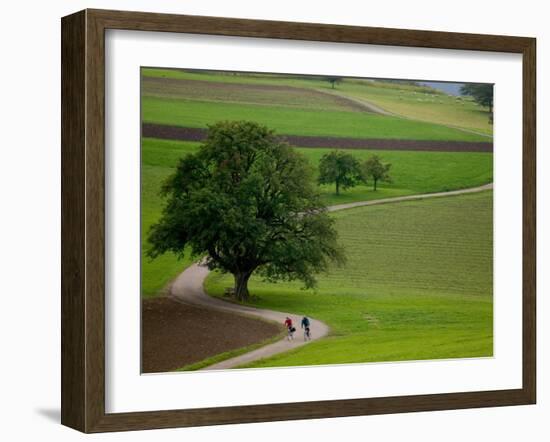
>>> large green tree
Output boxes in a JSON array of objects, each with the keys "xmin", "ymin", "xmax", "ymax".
[
  {"xmin": 147, "ymin": 121, "xmax": 345, "ymax": 301},
  {"xmin": 362, "ymin": 155, "xmax": 392, "ymax": 191},
  {"xmin": 318, "ymin": 150, "xmax": 363, "ymax": 195}
]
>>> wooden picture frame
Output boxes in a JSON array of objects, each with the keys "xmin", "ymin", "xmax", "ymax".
[{"xmin": 61, "ymin": 8, "xmax": 536, "ymax": 433}]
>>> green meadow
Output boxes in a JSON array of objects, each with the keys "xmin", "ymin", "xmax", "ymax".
[
  {"xmin": 142, "ymin": 75, "xmax": 353, "ymax": 112},
  {"xmin": 205, "ymin": 191, "xmax": 494, "ymax": 366},
  {"xmin": 331, "ymin": 82, "xmax": 493, "ymax": 136},
  {"xmin": 141, "ymin": 137, "xmax": 492, "ymax": 297},
  {"xmin": 141, "ymin": 68, "xmax": 494, "ymax": 368},
  {"xmin": 141, "ymin": 140, "xmax": 198, "ymax": 297},
  {"xmin": 142, "ymin": 67, "xmax": 492, "ymax": 135},
  {"xmin": 142, "ymin": 96, "xmax": 488, "ymax": 142},
  {"xmin": 142, "ymin": 67, "xmax": 324, "ymax": 86},
  {"xmin": 303, "ymin": 147, "xmax": 492, "ymax": 205}
]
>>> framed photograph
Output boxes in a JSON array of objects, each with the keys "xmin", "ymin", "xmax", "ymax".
[{"xmin": 61, "ymin": 9, "xmax": 536, "ymax": 433}]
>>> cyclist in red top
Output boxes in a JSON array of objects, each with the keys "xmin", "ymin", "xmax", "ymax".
[{"xmin": 284, "ymin": 317, "xmax": 295, "ymax": 341}]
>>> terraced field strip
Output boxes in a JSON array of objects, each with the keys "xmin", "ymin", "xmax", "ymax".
[
  {"xmin": 332, "ymin": 81, "xmax": 494, "ymax": 136},
  {"xmin": 142, "ymin": 123, "xmax": 493, "ymax": 153},
  {"xmin": 142, "ymin": 76, "xmax": 370, "ymax": 112},
  {"xmin": 322, "ymin": 88, "xmax": 493, "ymax": 139},
  {"xmin": 141, "ymin": 68, "xmax": 494, "ymax": 136},
  {"xmin": 141, "ymin": 96, "xmax": 490, "ymax": 142}
]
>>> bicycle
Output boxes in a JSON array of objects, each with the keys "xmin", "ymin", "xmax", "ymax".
[
  {"xmin": 287, "ymin": 326, "xmax": 296, "ymax": 341},
  {"xmin": 304, "ymin": 326, "xmax": 311, "ymax": 341}
]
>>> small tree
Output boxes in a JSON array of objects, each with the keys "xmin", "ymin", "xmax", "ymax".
[
  {"xmin": 147, "ymin": 121, "xmax": 345, "ymax": 301},
  {"xmin": 460, "ymin": 83, "xmax": 494, "ymax": 122},
  {"xmin": 318, "ymin": 150, "xmax": 363, "ymax": 195},
  {"xmin": 325, "ymin": 76, "xmax": 342, "ymax": 89},
  {"xmin": 362, "ymin": 155, "xmax": 392, "ymax": 191}
]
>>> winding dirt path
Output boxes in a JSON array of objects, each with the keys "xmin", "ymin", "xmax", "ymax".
[
  {"xmin": 169, "ymin": 182, "xmax": 493, "ymax": 370},
  {"xmin": 327, "ymin": 183, "xmax": 493, "ymax": 212},
  {"xmin": 315, "ymin": 88, "xmax": 395, "ymax": 116},
  {"xmin": 170, "ymin": 265, "xmax": 328, "ymax": 370}
]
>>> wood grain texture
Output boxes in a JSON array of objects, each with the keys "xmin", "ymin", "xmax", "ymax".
[
  {"xmin": 60, "ymin": 8, "xmax": 537, "ymax": 433},
  {"xmin": 61, "ymin": 10, "xmax": 86, "ymax": 431},
  {"xmin": 84, "ymin": 9, "xmax": 107, "ymax": 432},
  {"xmin": 89, "ymin": 8, "xmax": 532, "ymax": 52},
  {"xmin": 522, "ymin": 38, "xmax": 537, "ymax": 403}
]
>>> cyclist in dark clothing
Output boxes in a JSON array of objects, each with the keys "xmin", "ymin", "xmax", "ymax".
[{"xmin": 301, "ymin": 316, "xmax": 311, "ymax": 341}]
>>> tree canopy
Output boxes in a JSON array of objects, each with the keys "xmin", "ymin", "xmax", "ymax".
[
  {"xmin": 460, "ymin": 83, "xmax": 494, "ymax": 121},
  {"xmin": 324, "ymin": 76, "xmax": 342, "ymax": 89},
  {"xmin": 362, "ymin": 155, "xmax": 392, "ymax": 191},
  {"xmin": 318, "ymin": 150, "xmax": 364, "ymax": 195},
  {"xmin": 147, "ymin": 121, "xmax": 345, "ymax": 300}
]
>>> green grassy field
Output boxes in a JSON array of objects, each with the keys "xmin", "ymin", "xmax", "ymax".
[
  {"xmin": 142, "ymin": 96, "xmax": 489, "ymax": 142},
  {"xmin": 142, "ymin": 68, "xmax": 492, "ymax": 135},
  {"xmin": 332, "ymin": 82, "xmax": 493, "ymax": 136},
  {"xmin": 141, "ymin": 140, "xmax": 199, "ymax": 297},
  {"xmin": 141, "ymin": 68, "xmax": 494, "ymax": 370},
  {"xmin": 141, "ymin": 69, "xmax": 494, "ymax": 368},
  {"xmin": 142, "ymin": 76, "xmax": 355, "ymax": 112},
  {"xmin": 305, "ymin": 147, "xmax": 492, "ymax": 205},
  {"xmin": 142, "ymin": 67, "xmax": 336, "ymax": 87},
  {"xmin": 142, "ymin": 137, "xmax": 492, "ymax": 297},
  {"xmin": 204, "ymin": 191, "xmax": 493, "ymax": 367}
]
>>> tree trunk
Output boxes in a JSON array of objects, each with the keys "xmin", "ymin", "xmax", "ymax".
[
  {"xmin": 373, "ymin": 178, "xmax": 378, "ymax": 191},
  {"xmin": 335, "ymin": 180, "xmax": 340, "ymax": 195},
  {"xmin": 233, "ymin": 271, "xmax": 252, "ymax": 301}
]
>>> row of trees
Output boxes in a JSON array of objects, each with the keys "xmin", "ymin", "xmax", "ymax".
[{"xmin": 318, "ymin": 150, "xmax": 392, "ymax": 195}]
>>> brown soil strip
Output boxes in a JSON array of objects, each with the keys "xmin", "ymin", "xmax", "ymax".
[
  {"xmin": 141, "ymin": 298, "xmax": 281, "ymax": 373},
  {"xmin": 142, "ymin": 123, "xmax": 493, "ymax": 153}
]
